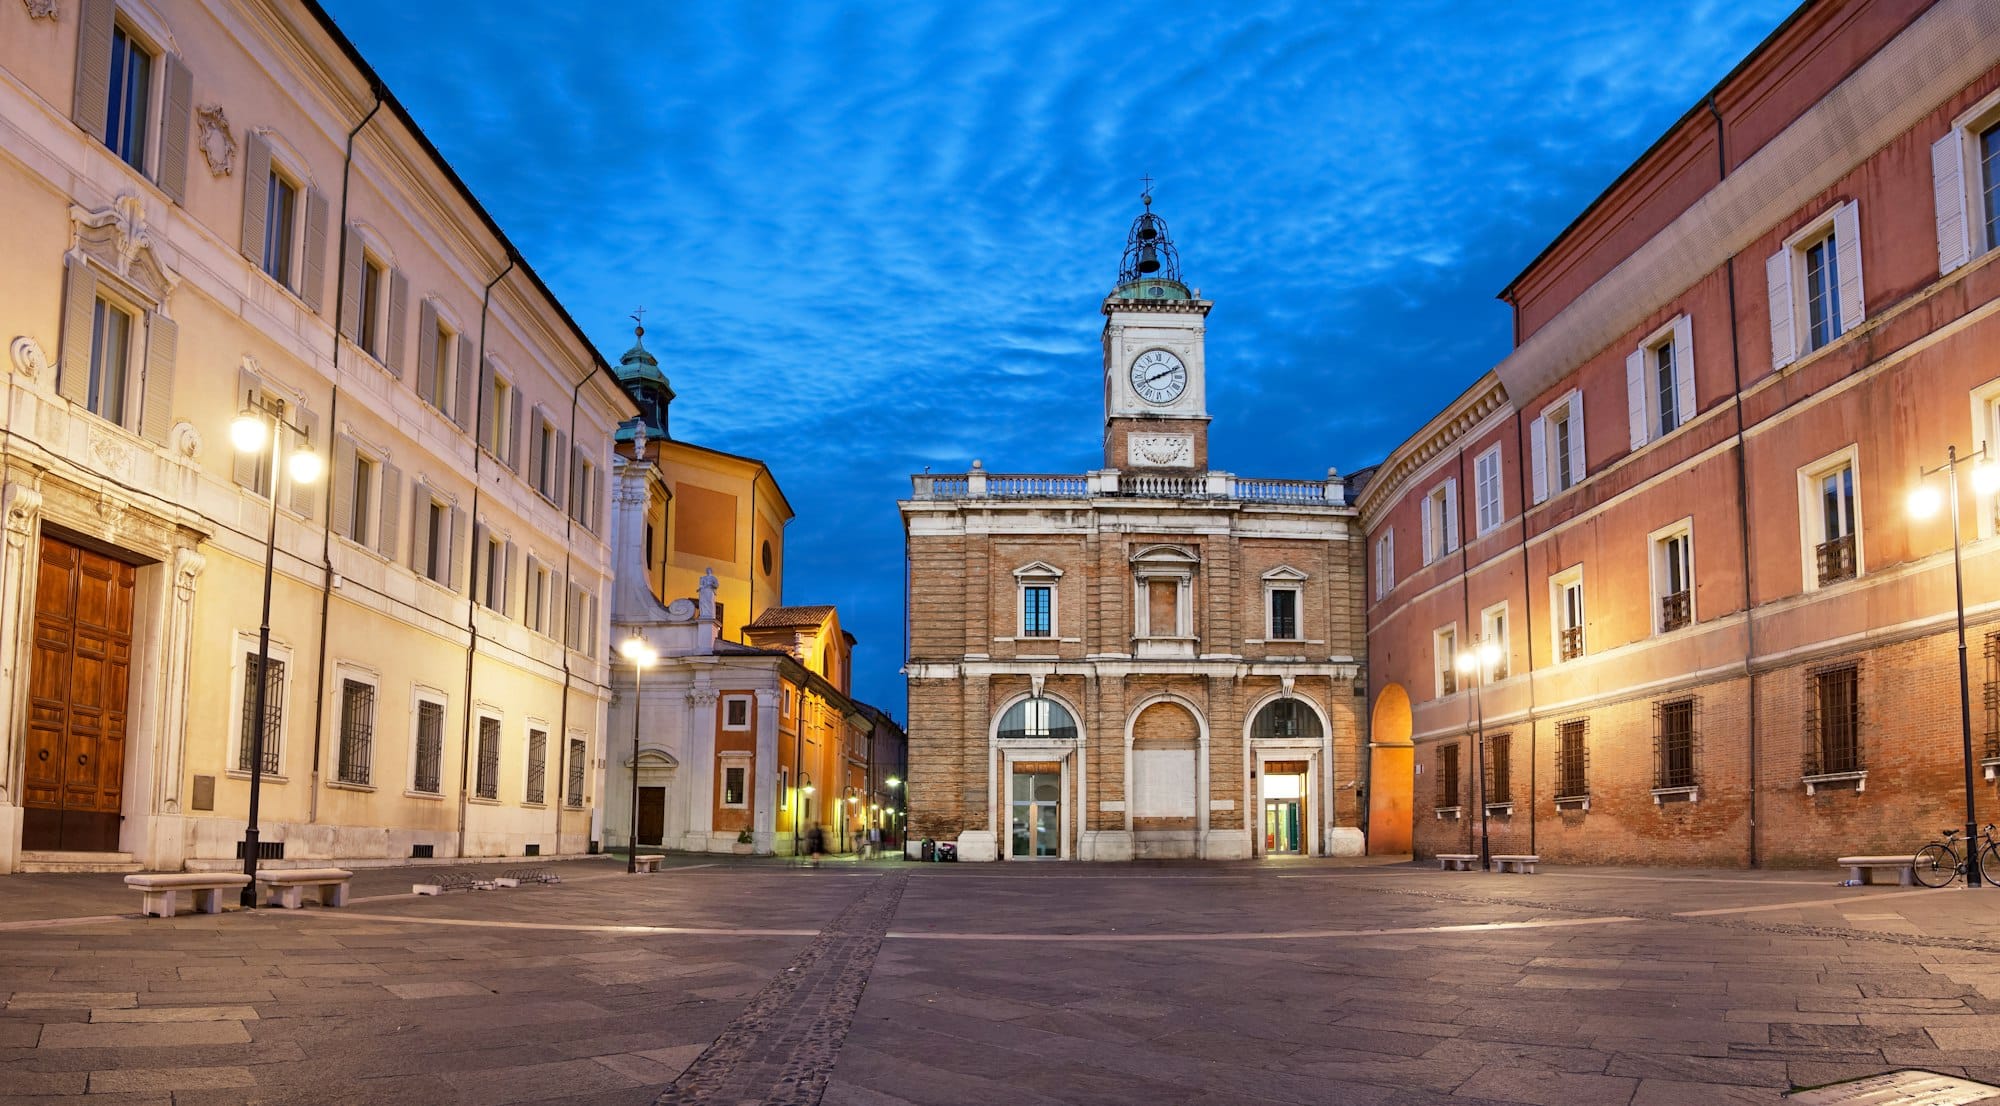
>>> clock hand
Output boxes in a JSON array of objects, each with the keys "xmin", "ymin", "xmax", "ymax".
[{"xmin": 1144, "ymin": 368, "xmax": 1179, "ymax": 385}]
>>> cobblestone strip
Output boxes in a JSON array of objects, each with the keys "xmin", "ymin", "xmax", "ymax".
[{"xmin": 656, "ymin": 872, "xmax": 907, "ymax": 1106}]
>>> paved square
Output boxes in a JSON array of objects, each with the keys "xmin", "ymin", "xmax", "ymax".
[{"xmin": 3, "ymin": 858, "xmax": 2000, "ymax": 1104}]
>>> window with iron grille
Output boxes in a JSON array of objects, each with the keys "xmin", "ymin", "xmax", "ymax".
[
  {"xmin": 1654, "ymin": 697, "xmax": 1698, "ymax": 790},
  {"xmin": 336, "ymin": 678, "xmax": 374, "ymax": 785},
  {"xmin": 1486, "ymin": 733, "xmax": 1511, "ymax": 804},
  {"xmin": 1804, "ymin": 662, "xmax": 1862, "ymax": 776},
  {"xmin": 525, "ymin": 729, "xmax": 547, "ymax": 804},
  {"xmin": 1555, "ymin": 719, "xmax": 1589, "ymax": 800},
  {"xmin": 566, "ymin": 737, "xmax": 586, "ymax": 807},
  {"xmin": 1436, "ymin": 743, "xmax": 1460, "ymax": 809},
  {"xmin": 413, "ymin": 699, "xmax": 444, "ymax": 794},
  {"xmin": 237, "ymin": 653, "xmax": 283, "ymax": 774},
  {"xmin": 476, "ymin": 716, "xmax": 501, "ymax": 800},
  {"xmin": 1984, "ymin": 631, "xmax": 1999, "ymax": 762}
]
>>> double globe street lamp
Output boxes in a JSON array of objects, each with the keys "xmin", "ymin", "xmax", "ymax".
[
  {"xmin": 1454, "ymin": 639, "xmax": 1503, "ymax": 871},
  {"xmin": 1906, "ymin": 444, "xmax": 2000, "ymax": 888},
  {"xmin": 230, "ymin": 394, "xmax": 322, "ymax": 907}
]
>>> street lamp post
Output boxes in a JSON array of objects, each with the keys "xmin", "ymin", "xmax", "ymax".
[
  {"xmin": 619, "ymin": 636, "xmax": 657, "ymax": 874},
  {"xmin": 886, "ymin": 776, "xmax": 902, "ymax": 854},
  {"xmin": 1907, "ymin": 444, "xmax": 1999, "ymax": 887},
  {"xmin": 230, "ymin": 394, "xmax": 321, "ymax": 908},
  {"xmin": 1455, "ymin": 640, "xmax": 1502, "ymax": 871}
]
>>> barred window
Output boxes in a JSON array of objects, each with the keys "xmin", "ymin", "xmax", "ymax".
[
  {"xmin": 413, "ymin": 699, "xmax": 444, "ymax": 794},
  {"xmin": 525, "ymin": 729, "xmax": 547, "ymax": 805},
  {"xmin": 566, "ymin": 737, "xmax": 586, "ymax": 807},
  {"xmin": 1437, "ymin": 743, "xmax": 1460, "ymax": 808},
  {"xmin": 1487, "ymin": 733, "xmax": 1511, "ymax": 804},
  {"xmin": 1805, "ymin": 662, "xmax": 1862, "ymax": 776},
  {"xmin": 336, "ymin": 678, "xmax": 374, "ymax": 785},
  {"xmin": 238, "ymin": 653, "xmax": 284, "ymax": 774},
  {"xmin": 1655, "ymin": 697, "xmax": 1698, "ymax": 790},
  {"xmin": 476, "ymin": 716, "xmax": 501, "ymax": 800},
  {"xmin": 1555, "ymin": 719, "xmax": 1589, "ymax": 800}
]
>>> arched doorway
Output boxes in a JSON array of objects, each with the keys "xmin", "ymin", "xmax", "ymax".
[
  {"xmin": 1368, "ymin": 684, "xmax": 1414, "ymax": 854},
  {"xmin": 1127, "ymin": 697, "xmax": 1204, "ymax": 859},
  {"xmin": 994, "ymin": 695, "xmax": 1079, "ymax": 860},
  {"xmin": 1247, "ymin": 697, "xmax": 1325, "ymax": 857}
]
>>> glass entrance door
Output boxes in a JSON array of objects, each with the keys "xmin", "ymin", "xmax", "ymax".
[
  {"xmin": 1263, "ymin": 771, "xmax": 1304, "ymax": 855},
  {"xmin": 1010, "ymin": 769, "xmax": 1062, "ymax": 858}
]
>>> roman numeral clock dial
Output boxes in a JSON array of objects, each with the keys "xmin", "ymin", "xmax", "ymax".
[{"xmin": 1130, "ymin": 349, "xmax": 1186, "ymax": 405}]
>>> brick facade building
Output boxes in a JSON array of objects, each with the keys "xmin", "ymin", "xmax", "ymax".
[
  {"xmin": 1360, "ymin": 0, "xmax": 2000, "ymax": 866},
  {"xmin": 901, "ymin": 200, "xmax": 1367, "ymax": 861}
]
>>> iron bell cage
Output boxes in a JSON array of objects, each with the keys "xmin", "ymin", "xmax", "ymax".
[{"xmin": 1117, "ymin": 197, "xmax": 1183, "ymax": 287}]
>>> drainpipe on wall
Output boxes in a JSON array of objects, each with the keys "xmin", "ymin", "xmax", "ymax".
[
  {"xmin": 307, "ymin": 88, "xmax": 383, "ymax": 829},
  {"xmin": 1454, "ymin": 445, "xmax": 1479, "ymax": 856},
  {"xmin": 452, "ymin": 258, "xmax": 514, "ymax": 856},
  {"xmin": 554, "ymin": 357, "xmax": 598, "ymax": 852},
  {"xmin": 1510, "ymin": 407, "xmax": 1539, "ymax": 857}
]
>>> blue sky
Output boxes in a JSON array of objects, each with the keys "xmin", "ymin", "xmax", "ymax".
[{"xmin": 322, "ymin": 0, "xmax": 1796, "ymax": 716}]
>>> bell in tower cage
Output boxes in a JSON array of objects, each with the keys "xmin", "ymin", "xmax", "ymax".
[{"xmin": 1136, "ymin": 244, "xmax": 1160, "ymax": 274}]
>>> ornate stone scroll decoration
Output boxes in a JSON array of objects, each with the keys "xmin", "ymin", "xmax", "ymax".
[
  {"xmin": 70, "ymin": 197, "xmax": 177, "ymax": 303},
  {"xmin": 9, "ymin": 336, "xmax": 48, "ymax": 380},
  {"xmin": 89, "ymin": 431, "xmax": 133, "ymax": 480},
  {"xmin": 23, "ymin": 0, "xmax": 59, "ymax": 20},
  {"xmin": 196, "ymin": 105, "xmax": 234, "ymax": 177},
  {"xmin": 2, "ymin": 484, "xmax": 43, "ymax": 547},
  {"xmin": 168, "ymin": 419, "xmax": 202, "ymax": 461},
  {"xmin": 665, "ymin": 597, "xmax": 696, "ymax": 622}
]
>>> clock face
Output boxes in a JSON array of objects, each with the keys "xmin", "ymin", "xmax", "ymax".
[{"xmin": 1130, "ymin": 349, "xmax": 1187, "ymax": 405}]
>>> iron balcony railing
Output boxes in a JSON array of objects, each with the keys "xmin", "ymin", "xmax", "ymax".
[
  {"xmin": 1660, "ymin": 590, "xmax": 1691, "ymax": 633},
  {"xmin": 1558, "ymin": 625, "xmax": 1584, "ymax": 662},
  {"xmin": 1816, "ymin": 534, "xmax": 1857, "ymax": 586}
]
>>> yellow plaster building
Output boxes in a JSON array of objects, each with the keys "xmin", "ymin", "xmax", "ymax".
[{"xmin": 0, "ymin": 0, "xmax": 635, "ymax": 872}]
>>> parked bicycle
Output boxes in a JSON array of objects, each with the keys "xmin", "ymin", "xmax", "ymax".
[{"xmin": 1912, "ymin": 823, "xmax": 2000, "ymax": 888}]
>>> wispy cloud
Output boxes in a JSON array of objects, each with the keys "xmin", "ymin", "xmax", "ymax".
[{"xmin": 323, "ymin": 0, "xmax": 1794, "ymax": 712}]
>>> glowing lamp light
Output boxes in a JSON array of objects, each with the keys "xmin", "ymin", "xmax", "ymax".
[
  {"xmin": 1908, "ymin": 484, "xmax": 1944, "ymax": 520},
  {"xmin": 619, "ymin": 637, "xmax": 657, "ymax": 666},
  {"xmin": 1973, "ymin": 461, "xmax": 2000, "ymax": 496},
  {"xmin": 287, "ymin": 448, "xmax": 323, "ymax": 486},
  {"xmin": 1478, "ymin": 641, "xmax": 1501, "ymax": 668},
  {"xmin": 230, "ymin": 412, "xmax": 269, "ymax": 454},
  {"xmin": 886, "ymin": 777, "xmax": 901, "ymax": 788},
  {"xmin": 1454, "ymin": 651, "xmax": 1478, "ymax": 675}
]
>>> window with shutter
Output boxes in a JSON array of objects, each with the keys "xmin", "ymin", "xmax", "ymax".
[{"xmin": 1474, "ymin": 446, "xmax": 1502, "ymax": 535}]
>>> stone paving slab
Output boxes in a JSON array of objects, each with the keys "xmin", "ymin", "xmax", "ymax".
[{"xmin": 3, "ymin": 860, "xmax": 2000, "ymax": 1102}]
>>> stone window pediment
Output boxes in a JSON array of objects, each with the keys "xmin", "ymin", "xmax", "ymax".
[
  {"xmin": 71, "ymin": 198, "xmax": 178, "ymax": 307},
  {"xmin": 1262, "ymin": 565, "xmax": 1308, "ymax": 583},
  {"xmin": 1013, "ymin": 560, "xmax": 1063, "ymax": 580}
]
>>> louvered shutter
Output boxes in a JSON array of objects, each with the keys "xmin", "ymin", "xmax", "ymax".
[
  {"xmin": 1766, "ymin": 248, "xmax": 1795, "ymax": 370},
  {"xmin": 157, "ymin": 54, "xmax": 194, "ymax": 204},
  {"xmin": 1565, "ymin": 389, "xmax": 1586, "ymax": 485},
  {"xmin": 232, "ymin": 368, "xmax": 264, "ymax": 490},
  {"xmin": 531, "ymin": 405, "xmax": 549, "ymax": 488},
  {"xmin": 240, "ymin": 133, "xmax": 271, "ymax": 263},
  {"xmin": 384, "ymin": 269, "xmax": 408, "ymax": 378},
  {"xmin": 288, "ymin": 405, "xmax": 320, "ymax": 518},
  {"xmin": 1934, "ymin": 132, "xmax": 1970, "ymax": 275},
  {"xmin": 1443, "ymin": 478, "xmax": 1459, "ymax": 553},
  {"xmin": 70, "ymin": 0, "xmax": 113, "ymax": 138},
  {"xmin": 1421, "ymin": 496, "xmax": 1435, "ymax": 564},
  {"xmin": 1671, "ymin": 316, "xmax": 1695, "ymax": 421},
  {"xmin": 300, "ymin": 188, "xmax": 329, "ymax": 311},
  {"xmin": 59, "ymin": 256, "xmax": 97, "ymax": 407},
  {"xmin": 376, "ymin": 462, "xmax": 402, "ymax": 560},
  {"xmin": 140, "ymin": 312, "xmax": 176, "ymax": 444},
  {"xmin": 1625, "ymin": 348, "xmax": 1647, "ymax": 450},
  {"xmin": 339, "ymin": 226, "xmax": 364, "ymax": 339},
  {"xmin": 1529, "ymin": 414, "xmax": 1548, "ymax": 505},
  {"xmin": 330, "ymin": 434, "xmax": 357, "ymax": 537},
  {"xmin": 476, "ymin": 358, "xmax": 495, "ymax": 449},
  {"xmin": 471, "ymin": 520, "xmax": 488, "ymax": 602},
  {"xmin": 453, "ymin": 338, "xmax": 474, "ymax": 432},
  {"xmin": 408, "ymin": 488, "xmax": 430, "ymax": 576},
  {"xmin": 503, "ymin": 540, "xmax": 519, "ymax": 618},
  {"xmin": 1833, "ymin": 201, "xmax": 1864, "ymax": 334},
  {"xmin": 553, "ymin": 430, "xmax": 569, "ymax": 511},
  {"xmin": 414, "ymin": 300, "xmax": 438, "ymax": 406},
  {"xmin": 449, "ymin": 506, "xmax": 468, "ymax": 593},
  {"xmin": 507, "ymin": 390, "xmax": 525, "ymax": 471}
]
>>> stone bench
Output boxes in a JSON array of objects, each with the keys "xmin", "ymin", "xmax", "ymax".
[
  {"xmin": 1491, "ymin": 854, "xmax": 1541, "ymax": 874},
  {"xmin": 1836, "ymin": 855, "xmax": 1916, "ymax": 886},
  {"xmin": 632, "ymin": 854, "xmax": 665, "ymax": 873},
  {"xmin": 125, "ymin": 873, "xmax": 252, "ymax": 918},
  {"xmin": 1437, "ymin": 854, "xmax": 1478, "ymax": 872},
  {"xmin": 255, "ymin": 868, "xmax": 353, "ymax": 909}
]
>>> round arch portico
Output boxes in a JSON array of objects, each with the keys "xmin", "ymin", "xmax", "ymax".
[{"xmin": 984, "ymin": 689, "xmax": 1086, "ymax": 862}]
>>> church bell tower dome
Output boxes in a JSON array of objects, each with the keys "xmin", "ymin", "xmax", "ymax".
[
  {"xmin": 1111, "ymin": 190, "xmax": 1193, "ymax": 303},
  {"xmin": 1101, "ymin": 187, "xmax": 1213, "ymax": 472},
  {"xmin": 613, "ymin": 317, "xmax": 675, "ymax": 443}
]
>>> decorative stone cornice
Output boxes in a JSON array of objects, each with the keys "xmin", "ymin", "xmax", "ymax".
[
  {"xmin": 1356, "ymin": 376, "xmax": 1509, "ymax": 528},
  {"xmin": 685, "ymin": 687, "xmax": 718, "ymax": 707},
  {"xmin": 70, "ymin": 197, "xmax": 177, "ymax": 305}
]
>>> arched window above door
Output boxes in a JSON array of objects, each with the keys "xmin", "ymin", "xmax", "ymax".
[
  {"xmin": 997, "ymin": 697, "xmax": 1078, "ymax": 741},
  {"xmin": 1251, "ymin": 698, "xmax": 1323, "ymax": 741}
]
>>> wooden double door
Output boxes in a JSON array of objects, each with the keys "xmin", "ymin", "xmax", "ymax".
[{"xmin": 21, "ymin": 535, "xmax": 135, "ymax": 852}]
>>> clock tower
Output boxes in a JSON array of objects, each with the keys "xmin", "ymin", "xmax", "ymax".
[{"xmin": 1102, "ymin": 193, "xmax": 1213, "ymax": 472}]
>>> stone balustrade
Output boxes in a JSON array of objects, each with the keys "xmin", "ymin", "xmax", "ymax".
[{"xmin": 909, "ymin": 468, "xmax": 1345, "ymax": 506}]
